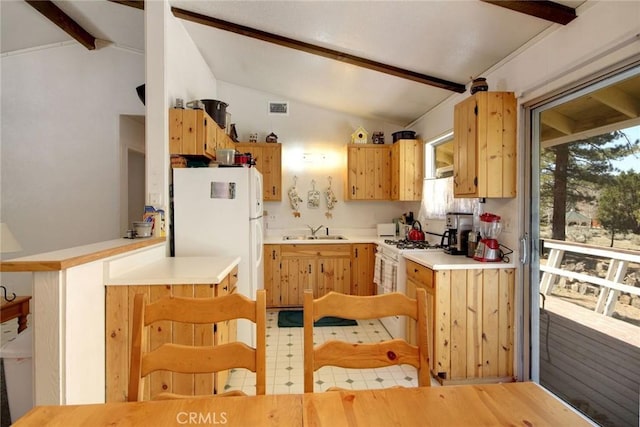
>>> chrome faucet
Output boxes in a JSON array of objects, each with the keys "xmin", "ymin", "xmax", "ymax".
[{"xmin": 307, "ymin": 224, "xmax": 325, "ymax": 237}]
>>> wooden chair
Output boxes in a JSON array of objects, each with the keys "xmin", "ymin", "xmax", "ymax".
[
  {"xmin": 303, "ymin": 289, "xmax": 429, "ymax": 393},
  {"xmin": 128, "ymin": 289, "xmax": 266, "ymax": 401}
]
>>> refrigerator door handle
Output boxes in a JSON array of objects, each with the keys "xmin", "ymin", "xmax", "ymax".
[{"xmin": 254, "ymin": 219, "xmax": 264, "ymax": 268}]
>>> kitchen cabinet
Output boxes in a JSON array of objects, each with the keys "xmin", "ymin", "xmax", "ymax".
[
  {"xmin": 264, "ymin": 244, "xmax": 354, "ymax": 307},
  {"xmin": 169, "ymin": 108, "xmax": 235, "ymax": 160},
  {"xmin": 169, "ymin": 108, "xmax": 216, "ymax": 158},
  {"xmin": 235, "ymin": 143, "xmax": 282, "ymax": 201},
  {"xmin": 406, "ymin": 260, "xmax": 515, "ymax": 385},
  {"xmin": 216, "ymin": 126, "xmax": 235, "ymax": 151},
  {"xmin": 345, "ymin": 145, "xmax": 391, "ymax": 200},
  {"xmin": 105, "ymin": 266, "xmax": 238, "ymax": 401},
  {"xmin": 453, "ymin": 91, "xmax": 517, "ymax": 198},
  {"xmin": 391, "ymin": 139, "xmax": 424, "ymax": 201},
  {"xmin": 350, "ymin": 243, "xmax": 376, "ymax": 296}
]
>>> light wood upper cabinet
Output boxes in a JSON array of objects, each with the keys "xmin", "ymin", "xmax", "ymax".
[
  {"xmin": 345, "ymin": 145, "xmax": 391, "ymax": 200},
  {"xmin": 405, "ymin": 260, "xmax": 515, "ymax": 385},
  {"xmin": 169, "ymin": 108, "xmax": 236, "ymax": 161},
  {"xmin": 391, "ymin": 139, "xmax": 424, "ymax": 201},
  {"xmin": 236, "ymin": 143, "xmax": 282, "ymax": 201},
  {"xmin": 169, "ymin": 108, "xmax": 217, "ymax": 158},
  {"xmin": 453, "ymin": 92, "xmax": 517, "ymax": 198}
]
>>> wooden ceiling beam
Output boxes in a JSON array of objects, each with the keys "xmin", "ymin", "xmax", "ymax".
[
  {"xmin": 25, "ymin": 0, "xmax": 97, "ymax": 50},
  {"xmin": 541, "ymin": 110, "xmax": 576, "ymax": 135},
  {"xmin": 170, "ymin": 7, "xmax": 467, "ymax": 93},
  {"xmin": 481, "ymin": 0, "xmax": 577, "ymax": 25},
  {"xmin": 107, "ymin": 1, "xmax": 144, "ymax": 11},
  {"xmin": 591, "ymin": 87, "xmax": 640, "ymax": 119}
]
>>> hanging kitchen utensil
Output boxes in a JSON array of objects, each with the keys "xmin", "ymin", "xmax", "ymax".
[
  {"xmin": 288, "ymin": 176, "xmax": 303, "ymax": 217},
  {"xmin": 325, "ymin": 176, "xmax": 337, "ymax": 218},
  {"xmin": 307, "ymin": 179, "xmax": 320, "ymax": 209}
]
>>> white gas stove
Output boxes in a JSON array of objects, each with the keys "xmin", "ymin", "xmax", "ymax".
[{"xmin": 374, "ymin": 239, "xmax": 442, "ymax": 339}]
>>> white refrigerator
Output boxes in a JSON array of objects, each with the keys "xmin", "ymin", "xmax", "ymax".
[{"xmin": 173, "ymin": 167, "xmax": 264, "ymax": 346}]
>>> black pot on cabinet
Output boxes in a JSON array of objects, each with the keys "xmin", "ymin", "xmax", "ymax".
[
  {"xmin": 392, "ymin": 130, "xmax": 416, "ymax": 142},
  {"xmin": 200, "ymin": 99, "xmax": 228, "ymax": 129}
]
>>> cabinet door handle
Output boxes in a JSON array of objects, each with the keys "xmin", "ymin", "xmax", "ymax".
[
  {"xmin": 352, "ymin": 186, "xmax": 355, "ymax": 195},
  {"xmin": 355, "ymin": 248, "xmax": 358, "ymax": 258},
  {"xmin": 272, "ymin": 250, "xmax": 276, "ymax": 260},
  {"xmin": 308, "ymin": 264, "xmax": 312, "ymax": 274},
  {"xmin": 321, "ymin": 263, "xmax": 324, "ymax": 273},
  {"xmin": 272, "ymin": 186, "xmax": 276, "ymax": 195}
]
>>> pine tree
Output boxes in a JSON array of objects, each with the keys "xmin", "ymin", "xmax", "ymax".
[
  {"xmin": 598, "ymin": 171, "xmax": 640, "ymax": 247},
  {"xmin": 540, "ymin": 130, "xmax": 640, "ymax": 241}
]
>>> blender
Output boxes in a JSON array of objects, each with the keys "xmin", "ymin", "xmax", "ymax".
[{"xmin": 473, "ymin": 213, "xmax": 503, "ymax": 262}]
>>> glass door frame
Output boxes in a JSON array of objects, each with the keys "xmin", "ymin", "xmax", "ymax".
[{"xmin": 523, "ymin": 58, "xmax": 640, "ymax": 383}]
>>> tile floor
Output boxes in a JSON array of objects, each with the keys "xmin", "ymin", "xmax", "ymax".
[{"xmin": 224, "ymin": 310, "xmax": 438, "ymax": 395}]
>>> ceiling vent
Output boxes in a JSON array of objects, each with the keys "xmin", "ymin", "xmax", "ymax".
[{"xmin": 268, "ymin": 101, "xmax": 289, "ymax": 115}]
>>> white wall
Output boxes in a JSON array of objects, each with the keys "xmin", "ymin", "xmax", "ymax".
[
  {"xmin": 1, "ymin": 43, "xmax": 144, "ymax": 294},
  {"xmin": 410, "ymin": 1, "xmax": 640, "ymax": 253},
  {"xmin": 144, "ymin": 1, "xmax": 219, "ymax": 229},
  {"xmin": 218, "ymin": 81, "xmax": 420, "ymax": 232}
]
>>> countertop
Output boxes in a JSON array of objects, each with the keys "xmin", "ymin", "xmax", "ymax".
[
  {"xmin": 108, "ymin": 256, "xmax": 240, "ymax": 285},
  {"xmin": 0, "ymin": 237, "xmax": 166, "ymax": 272},
  {"xmin": 403, "ymin": 251, "xmax": 517, "ymax": 270},
  {"xmin": 264, "ymin": 233, "xmax": 379, "ymax": 245}
]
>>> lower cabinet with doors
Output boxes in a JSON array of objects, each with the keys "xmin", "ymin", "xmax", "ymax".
[
  {"xmin": 264, "ymin": 243, "xmax": 375, "ymax": 308},
  {"xmin": 406, "ymin": 260, "xmax": 515, "ymax": 385},
  {"xmin": 105, "ymin": 266, "xmax": 238, "ymax": 402}
]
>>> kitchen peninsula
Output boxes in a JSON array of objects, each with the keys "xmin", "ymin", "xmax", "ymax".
[{"xmin": 0, "ymin": 238, "xmax": 240, "ymax": 406}]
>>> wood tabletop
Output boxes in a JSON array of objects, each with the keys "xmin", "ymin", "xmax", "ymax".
[
  {"xmin": 15, "ymin": 393, "xmax": 302, "ymax": 427},
  {"xmin": 303, "ymin": 382, "xmax": 592, "ymax": 427},
  {"xmin": 15, "ymin": 382, "xmax": 592, "ymax": 427}
]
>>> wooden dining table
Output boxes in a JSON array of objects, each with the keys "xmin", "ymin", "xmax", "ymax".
[{"xmin": 14, "ymin": 382, "xmax": 592, "ymax": 426}]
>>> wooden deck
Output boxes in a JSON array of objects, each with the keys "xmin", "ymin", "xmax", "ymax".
[{"xmin": 540, "ymin": 296, "xmax": 639, "ymax": 427}]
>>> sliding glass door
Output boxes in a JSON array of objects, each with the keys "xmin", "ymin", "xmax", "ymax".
[{"xmin": 528, "ymin": 65, "xmax": 640, "ymax": 426}]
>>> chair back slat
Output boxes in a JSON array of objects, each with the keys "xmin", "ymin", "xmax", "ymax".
[
  {"xmin": 144, "ymin": 293, "xmax": 258, "ymax": 324},
  {"xmin": 314, "ymin": 340, "xmax": 420, "ymax": 369},
  {"xmin": 313, "ymin": 292, "xmax": 417, "ymax": 320},
  {"xmin": 142, "ymin": 342, "xmax": 258, "ymax": 376}
]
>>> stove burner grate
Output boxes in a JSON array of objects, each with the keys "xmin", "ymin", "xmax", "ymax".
[{"xmin": 384, "ymin": 239, "xmax": 440, "ymax": 250}]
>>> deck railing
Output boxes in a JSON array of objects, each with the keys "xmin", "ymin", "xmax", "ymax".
[{"xmin": 539, "ymin": 239, "xmax": 640, "ymax": 317}]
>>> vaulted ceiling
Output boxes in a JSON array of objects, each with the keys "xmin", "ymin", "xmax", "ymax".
[{"xmin": 1, "ymin": 0, "xmax": 587, "ymax": 126}]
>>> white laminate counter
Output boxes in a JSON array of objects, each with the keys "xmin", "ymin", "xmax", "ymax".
[
  {"xmin": 108, "ymin": 256, "xmax": 240, "ymax": 285},
  {"xmin": 403, "ymin": 251, "xmax": 517, "ymax": 270},
  {"xmin": 264, "ymin": 235, "xmax": 378, "ymax": 244}
]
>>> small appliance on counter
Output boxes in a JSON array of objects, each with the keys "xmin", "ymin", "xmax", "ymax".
[
  {"xmin": 443, "ymin": 212, "xmax": 473, "ymax": 255},
  {"xmin": 474, "ymin": 213, "xmax": 503, "ymax": 262},
  {"xmin": 376, "ymin": 223, "xmax": 396, "ymax": 238}
]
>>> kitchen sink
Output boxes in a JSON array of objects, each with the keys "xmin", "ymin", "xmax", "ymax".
[{"xmin": 282, "ymin": 235, "xmax": 346, "ymax": 240}]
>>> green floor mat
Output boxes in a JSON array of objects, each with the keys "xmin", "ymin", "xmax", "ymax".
[{"xmin": 277, "ymin": 310, "xmax": 357, "ymax": 328}]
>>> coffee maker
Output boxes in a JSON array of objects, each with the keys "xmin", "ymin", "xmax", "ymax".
[{"xmin": 443, "ymin": 212, "xmax": 473, "ymax": 255}]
